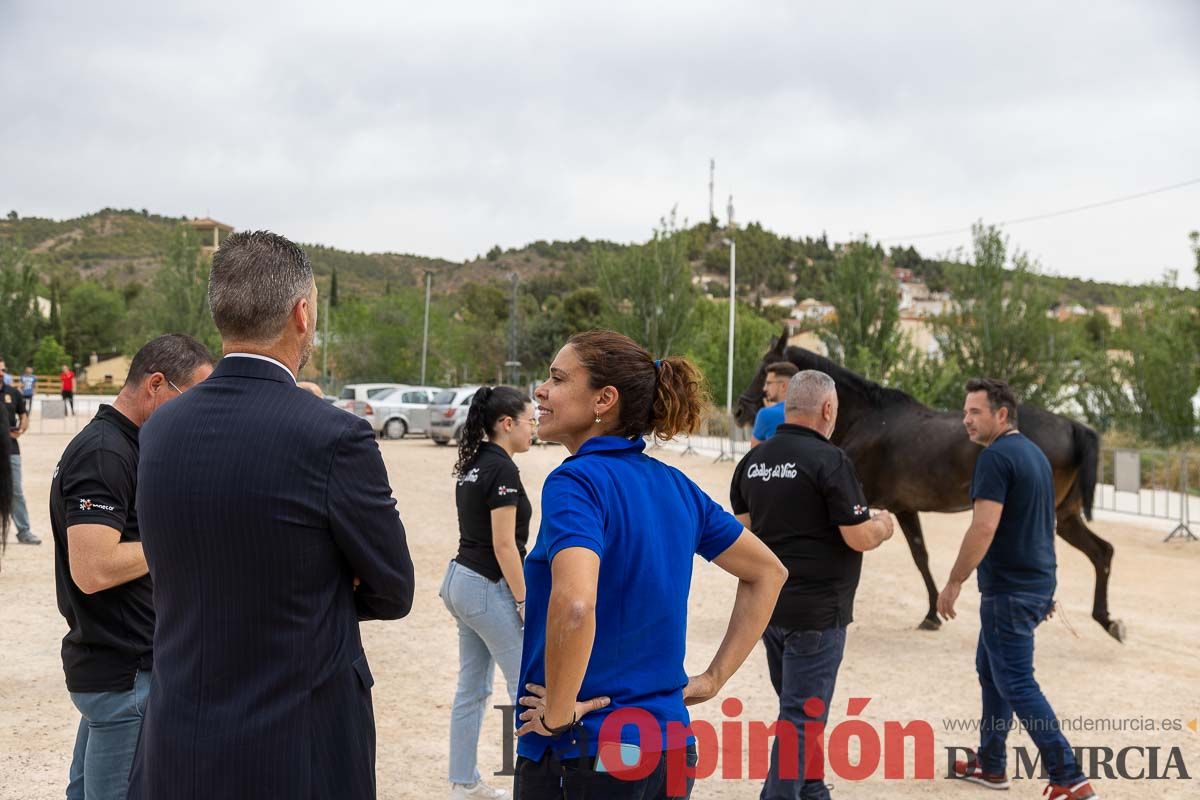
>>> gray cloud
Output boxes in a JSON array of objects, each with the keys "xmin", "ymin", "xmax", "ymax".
[{"xmin": 2, "ymin": 0, "xmax": 1198, "ymax": 286}]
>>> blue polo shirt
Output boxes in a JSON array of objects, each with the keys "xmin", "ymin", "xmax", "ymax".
[
  {"xmin": 970, "ymin": 432, "xmax": 1057, "ymax": 596},
  {"xmin": 517, "ymin": 436, "xmax": 744, "ymax": 761},
  {"xmin": 753, "ymin": 402, "xmax": 785, "ymax": 441}
]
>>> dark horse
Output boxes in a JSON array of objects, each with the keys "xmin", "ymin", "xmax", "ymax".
[{"xmin": 736, "ymin": 332, "xmax": 1124, "ymax": 642}]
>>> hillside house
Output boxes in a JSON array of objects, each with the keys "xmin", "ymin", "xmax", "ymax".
[{"xmin": 186, "ymin": 217, "xmax": 234, "ymax": 252}]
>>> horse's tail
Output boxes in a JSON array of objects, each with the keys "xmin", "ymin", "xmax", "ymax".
[{"xmin": 1072, "ymin": 420, "xmax": 1100, "ymax": 521}]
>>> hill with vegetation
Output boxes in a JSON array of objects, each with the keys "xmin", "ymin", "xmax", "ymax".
[
  {"xmin": 1, "ymin": 207, "xmax": 1195, "ymax": 445},
  {"xmin": 0, "ymin": 207, "xmax": 1176, "ymax": 309}
]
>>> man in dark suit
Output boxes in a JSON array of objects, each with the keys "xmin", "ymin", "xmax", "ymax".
[{"xmin": 129, "ymin": 231, "xmax": 415, "ymax": 800}]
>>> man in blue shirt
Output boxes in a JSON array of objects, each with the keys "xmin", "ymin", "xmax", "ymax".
[
  {"xmin": 20, "ymin": 367, "xmax": 36, "ymax": 405},
  {"xmin": 937, "ymin": 378, "xmax": 1097, "ymax": 800},
  {"xmin": 751, "ymin": 362, "xmax": 798, "ymax": 446}
]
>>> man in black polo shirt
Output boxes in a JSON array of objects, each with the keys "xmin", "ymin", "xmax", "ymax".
[
  {"xmin": 1, "ymin": 358, "xmax": 39, "ymax": 544},
  {"xmin": 51, "ymin": 334, "xmax": 213, "ymax": 800},
  {"xmin": 731, "ymin": 369, "xmax": 895, "ymax": 800}
]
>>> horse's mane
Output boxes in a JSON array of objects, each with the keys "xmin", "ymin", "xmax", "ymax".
[{"xmin": 783, "ymin": 347, "xmax": 919, "ymax": 409}]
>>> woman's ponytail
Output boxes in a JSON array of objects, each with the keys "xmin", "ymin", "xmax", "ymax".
[
  {"xmin": 453, "ymin": 385, "xmax": 531, "ymax": 476},
  {"xmin": 454, "ymin": 387, "xmax": 493, "ymax": 477},
  {"xmin": 649, "ymin": 356, "xmax": 706, "ymax": 442}
]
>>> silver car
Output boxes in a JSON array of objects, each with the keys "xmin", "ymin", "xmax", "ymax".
[
  {"xmin": 428, "ymin": 386, "xmax": 482, "ymax": 445},
  {"xmin": 337, "ymin": 383, "xmax": 405, "ymax": 415},
  {"xmin": 367, "ymin": 385, "xmax": 442, "ymax": 439}
]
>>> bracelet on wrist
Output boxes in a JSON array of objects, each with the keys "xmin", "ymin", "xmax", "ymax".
[{"xmin": 540, "ymin": 710, "xmax": 576, "ymax": 736}]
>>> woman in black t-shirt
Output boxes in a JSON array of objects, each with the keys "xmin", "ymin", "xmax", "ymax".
[{"xmin": 440, "ymin": 385, "xmax": 536, "ymax": 798}]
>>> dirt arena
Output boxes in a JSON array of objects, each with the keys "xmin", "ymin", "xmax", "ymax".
[{"xmin": 2, "ymin": 432, "xmax": 1197, "ymax": 798}]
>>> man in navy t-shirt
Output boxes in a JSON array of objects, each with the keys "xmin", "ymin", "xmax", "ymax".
[
  {"xmin": 751, "ymin": 361, "xmax": 798, "ymax": 446},
  {"xmin": 937, "ymin": 379, "xmax": 1096, "ymax": 800}
]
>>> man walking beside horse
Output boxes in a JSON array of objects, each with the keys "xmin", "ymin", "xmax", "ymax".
[{"xmin": 938, "ymin": 378, "xmax": 1098, "ymax": 800}]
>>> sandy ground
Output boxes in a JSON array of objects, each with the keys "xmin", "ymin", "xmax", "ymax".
[{"xmin": 2, "ymin": 431, "xmax": 1198, "ymax": 799}]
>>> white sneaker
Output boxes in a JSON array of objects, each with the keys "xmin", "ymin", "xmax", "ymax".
[{"xmin": 449, "ymin": 780, "xmax": 511, "ymax": 800}]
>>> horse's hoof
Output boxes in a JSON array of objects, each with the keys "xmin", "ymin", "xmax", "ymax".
[
  {"xmin": 918, "ymin": 617, "xmax": 941, "ymax": 631},
  {"xmin": 1106, "ymin": 620, "xmax": 1126, "ymax": 643}
]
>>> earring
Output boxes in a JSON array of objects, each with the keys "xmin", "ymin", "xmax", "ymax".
[{"xmin": 594, "ymin": 415, "xmax": 602, "ymax": 425}]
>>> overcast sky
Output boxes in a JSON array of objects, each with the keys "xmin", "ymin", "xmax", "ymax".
[{"xmin": 3, "ymin": 1, "xmax": 1198, "ymax": 288}]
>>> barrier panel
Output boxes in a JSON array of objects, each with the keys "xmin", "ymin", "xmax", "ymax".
[{"xmin": 1097, "ymin": 448, "xmax": 1196, "ymax": 543}]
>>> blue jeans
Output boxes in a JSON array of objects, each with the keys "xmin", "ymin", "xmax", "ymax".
[
  {"xmin": 10, "ymin": 454, "xmax": 31, "ymax": 536},
  {"xmin": 760, "ymin": 625, "xmax": 846, "ymax": 800},
  {"xmin": 67, "ymin": 669, "xmax": 151, "ymax": 800},
  {"xmin": 440, "ymin": 560, "xmax": 524, "ymax": 785},
  {"xmin": 976, "ymin": 592, "xmax": 1084, "ymax": 785}
]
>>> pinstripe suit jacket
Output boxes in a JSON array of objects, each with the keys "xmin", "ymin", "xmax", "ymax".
[{"xmin": 128, "ymin": 356, "xmax": 414, "ymax": 800}]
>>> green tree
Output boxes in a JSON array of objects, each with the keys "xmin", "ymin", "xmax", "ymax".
[
  {"xmin": 818, "ymin": 238, "xmax": 905, "ymax": 381},
  {"xmin": 596, "ymin": 212, "xmax": 696, "ymax": 357},
  {"xmin": 735, "ymin": 222, "xmax": 788, "ymax": 303},
  {"xmin": 888, "ymin": 350, "xmax": 963, "ymax": 409},
  {"xmin": 45, "ymin": 278, "xmax": 66, "ymax": 344},
  {"xmin": 0, "ymin": 240, "xmax": 41, "ymax": 368},
  {"xmin": 521, "ymin": 286, "xmax": 604, "ymax": 375},
  {"xmin": 128, "ymin": 226, "xmax": 219, "ymax": 353},
  {"xmin": 1116, "ymin": 279, "xmax": 1199, "ymax": 445},
  {"xmin": 329, "ymin": 268, "xmax": 340, "ymax": 308},
  {"xmin": 679, "ymin": 297, "xmax": 776, "ymax": 411},
  {"xmin": 62, "ymin": 281, "xmax": 126, "ymax": 362},
  {"xmin": 330, "ymin": 289, "xmax": 435, "ymax": 383},
  {"xmin": 932, "ymin": 224, "xmax": 1070, "ymax": 407},
  {"xmin": 33, "ymin": 336, "xmax": 70, "ymax": 375},
  {"xmin": 1191, "ymin": 230, "xmax": 1199, "ymax": 286}
]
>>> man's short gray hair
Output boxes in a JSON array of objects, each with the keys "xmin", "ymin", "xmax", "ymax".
[
  {"xmin": 209, "ymin": 230, "xmax": 314, "ymax": 342},
  {"xmin": 785, "ymin": 370, "xmax": 836, "ymax": 415}
]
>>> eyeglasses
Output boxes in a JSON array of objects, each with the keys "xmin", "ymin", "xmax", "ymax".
[
  {"xmin": 167, "ymin": 380, "xmax": 183, "ymax": 395},
  {"xmin": 516, "ymin": 416, "xmax": 539, "ymax": 429}
]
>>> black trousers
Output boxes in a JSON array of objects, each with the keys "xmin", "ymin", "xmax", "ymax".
[{"xmin": 515, "ymin": 745, "xmax": 698, "ymax": 800}]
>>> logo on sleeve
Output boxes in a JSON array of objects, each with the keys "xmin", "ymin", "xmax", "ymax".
[
  {"xmin": 79, "ymin": 498, "xmax": 116, "ymax": 512},
  {"xmin": 852, "ymin": 504, "xmax": 868, "ymax": 516},
  {"xmin": 497, "ymin": 485, "xmax": 518, "ymax": 496}
]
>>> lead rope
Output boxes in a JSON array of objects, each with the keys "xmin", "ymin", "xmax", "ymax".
[{"xmin": 1054, "ymin": 600, "xmax": 1081, "ymax": 640}]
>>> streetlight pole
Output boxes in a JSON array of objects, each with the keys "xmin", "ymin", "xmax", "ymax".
[
  {"xmin": 420, "ymin": 270, "xmax": 432, "ymax": 385},
  {"xmin": 321, "ymin": 294, "xmax": 330, "ymax": 390},
  {"xmin": 717, "ymin": 237, "xmax": 736, "ymax": 462}
]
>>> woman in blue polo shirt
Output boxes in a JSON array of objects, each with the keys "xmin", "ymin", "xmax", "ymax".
[{"xmin": 513, "ymin": 330, "xmax": 786, "ymax": 799}]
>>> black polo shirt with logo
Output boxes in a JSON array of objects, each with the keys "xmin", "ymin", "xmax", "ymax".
[
  {"xmin": 730, "ymin": 424, "xmax": 872, "ymax": 630},
  {"xmin": 454, "ymin": 442, "xmax": 532, "ymax": 582},
  {"xmin": 50, "ymin": 404, "xmax": 153, "ymax": 692},
  {"xmin": 1, "ymin": 383, "xmax": 27, "ymax": 455}
]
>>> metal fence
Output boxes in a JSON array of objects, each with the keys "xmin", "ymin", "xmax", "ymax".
[
  {"xmin": 1096, "ymin": 448, "xmax": 1197, "ymax": 543},
  {"xmin": 649, "ymin": 413, "xmax": 753, "ymax": 462},
  {"xmin": 25, "ymin": 394, "xmax": 114, "ymax": 435}
]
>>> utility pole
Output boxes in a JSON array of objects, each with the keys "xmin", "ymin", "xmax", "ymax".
[
  {"xmin": 727, "ymin": 194, "xmax": 735, "ymax": 229},
  {"xmin": 708, "ymin": 158, "xmax": 715, "ymax": 223},
  {"xmin": 321, "ymin": 294, "xmax": 330, "ymax": 390},
  {"xmin": 716, "ymin": 237, "xmax": 737, "ymax": 463},
  {"xmin": 505, "ymin": 272, "xmax": 522, "ymax": 385},
  {"xmin": 420, "ymin": 270, "xmax": 432, "ymax": 385}
]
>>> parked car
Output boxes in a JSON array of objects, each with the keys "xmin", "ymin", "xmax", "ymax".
[
  {"xmin": 366, "ymin": 385, "xmax": 442, "ymax": 439},
  {"xmin": 428, "ymin": 386, "xmax": 482, "ymax": 445},
  {"xmin": 337, "ymin": 383, "xmax": 405, "ymax": 415}
]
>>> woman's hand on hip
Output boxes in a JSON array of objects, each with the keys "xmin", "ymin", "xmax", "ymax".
[
  {"xmin": 682, "ymin": 671, "xmax": 721, "ymax": 707},
  {"xmin": 516, "ymin": 683, "xmax": 610, "ymax": 737}
]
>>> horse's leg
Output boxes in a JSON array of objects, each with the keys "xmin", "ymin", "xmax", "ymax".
[
  {"xmin": 1056, "ymin": 512, "xmax": 1124, "ymax": 643},
  {"xmin": 896, "ymin": 510, "xmax": 940, "ymax": 630}
]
